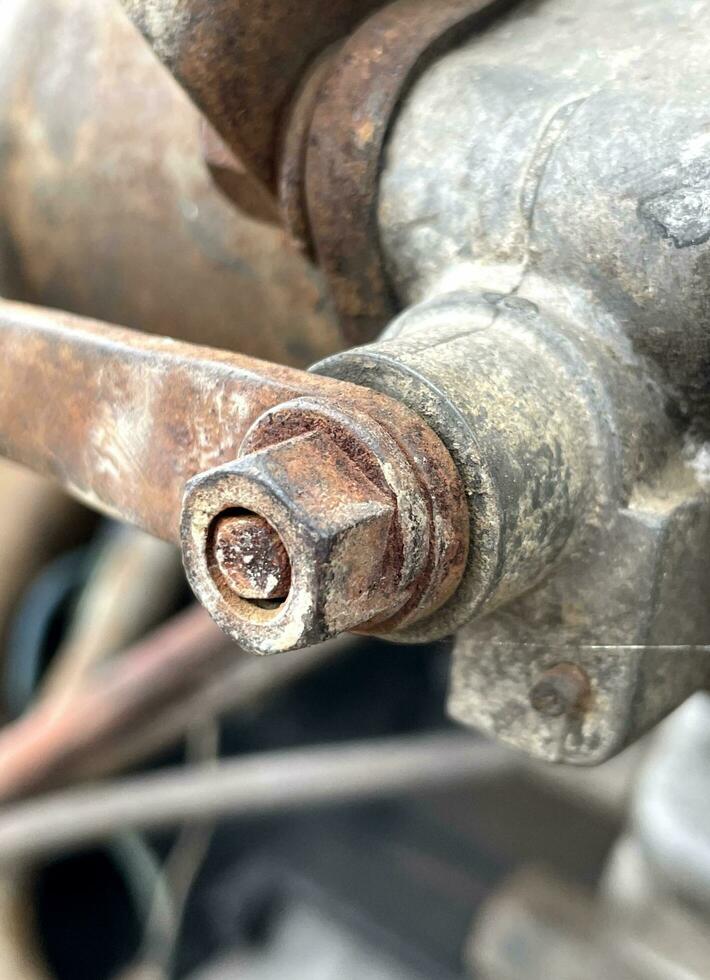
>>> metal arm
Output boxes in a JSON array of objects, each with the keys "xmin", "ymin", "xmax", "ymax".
[{"xmin": 0, "ymin": 299, "xmax": 467, "ymax": 654}]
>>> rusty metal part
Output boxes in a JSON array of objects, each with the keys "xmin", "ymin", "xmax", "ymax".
[
  {"xmin": 118, "ymin": 0, "xmax": 388, "ymax": 192},
  {"xmin": 277, "ymin": 50, "xmax": 337, "ymax": 256},
  {"xmin": 211, "ymin": 513, "xmax": 291, "ymax": 601},
  {"xmin": 0, "ymin": 0, "xmax": 341, "ymax": 367},
  {"xmin": 189, "ymin": 418, "xmax": 414, "ymax": 650},
  {"xmin": 295, "ymin": 0, "xmax": 514, "ymax": 343},
  {"xmin": 113, "ymin": 0, "xmax": 513, "ymax": 343},
  {"xmin": 529, "ymin": 664, "xmax": 591, "ymax": 719},
  {"xmin": 183, "ymin": 390, "xmax": 467, "ymax": 651},
  {"xmin": 200, "ymin": 120, "xmax": 281, "ymax": 226},
  {"xmin": 0, "ymin": 299, "xmax": 467, "ymax": 653}
]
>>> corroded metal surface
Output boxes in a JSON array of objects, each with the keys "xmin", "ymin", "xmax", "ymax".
[
  {"xmin": 183, "ymin": 390, "xmax": 468, "ymax": 650},
  {"xmin": 211, "ymin": 513, "xmax": 291, "ymax": 600},
  {"xmin": 116, "ymin": 0, "xmax": 513, "ymax": 345},
  {"xmin": 300, "ymin": 0, "xmax": 513, "ymax": 343},
  {"xmin": 528, "ymin": 664, "xmax": 591, "ymax": 720},
  {"xmin": 0, "ymin": 299, "xmax": 467, "ymax": 653},
  {"xmin": 118, "ymin": 0, "xmax": 387, "ymax": 191},
  {"xmin": 4, "ymin": 0, "xmax": 708, "ymax": 762},
  {"xmin": 0, "ymin": 0, "xmax": 341, "ymax": 367},
  {"xmin": 369, "ymin": 0, "xmax": 710, "ymax": 760}
]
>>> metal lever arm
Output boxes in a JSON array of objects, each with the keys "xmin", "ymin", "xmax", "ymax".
[
  {"xmin": 0, "ymin": 300, "xmax": 467, "ymax": 653},
  {"xmin": 0, "ymin": 299, "xmax": 321, "ymax": 540}
]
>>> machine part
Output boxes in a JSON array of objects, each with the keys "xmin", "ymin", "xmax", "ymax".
[
  {"xmin": 317, "ymin": 0, "xmax": 710, "ymax": 761},
  {"xmin": 210, "ymin": 514, "xmax": 292, "ymax": 602},
  {"xmin": 376, "ymin": 0, "xmax": 710, "ymax": 408},
  {"xmin": 1, "ymin": 0, "xmax": 709, "ymax": 767},
  {"xmin": 0, "ymin": 0, "xmax": 341, "ymax": 367},
  {"xmin": 0, "ymin": 300, "xmax": 467, "ymax": 653},
  {"xmin": 119, "ymin": 0, "xmax": 516, "ymax": 344},
  {"xmin": 0, "ymin": 734, "xmax": 514, "ymax": 866},
  {"xmin": 528, "ymin": 664, "xmax": 591, "ymax": 720},
  {"xmin": 449, "ymin": 641, "xmax": 710, "ymax": 766},
  {"xmin": 317, "ymin": 291, "xmax": 674, "ymax": 643},
  {"xmin": 293, "ymin": 0, "xmax": 514, "ymax": 343},
  {"xmin": 117, "ymin": 0, "xmax": 388, "ymax": 193}
]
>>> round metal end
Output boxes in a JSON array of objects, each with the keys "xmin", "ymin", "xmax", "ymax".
[
  {"xmin": 210, "ymin": 511, "xmax": 291, "ymax": 600},
  {"xmin": 529, "ymin": 663, "xmax": 591, "ymax": 718}
]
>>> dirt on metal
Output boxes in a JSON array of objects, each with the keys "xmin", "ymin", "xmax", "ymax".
[
  {"xmin": 0, "ymin": 299, "xmax": 468, "ymax": 652},
  {"xmin": 211, "ymin": 512, "xmax": 292, "ymax": 600},
  {"xmin": 297, "ymin": 0, "xmax": 513, "ymax": 343}
]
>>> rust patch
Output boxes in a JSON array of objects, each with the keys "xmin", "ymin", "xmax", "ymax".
[
  {"xmin": 298, "ymin": 0, "xmax": 510, "ymax": 343},
  {"xmin": 210, "ymin": 511, "xmax": 292, "ymax": 600},
  {"xmin": 0, "ymin": 299, "xmax": 468, "ymax": 654},
  {"xmin": 119, "ymin": 0, "xmax": 387, "ymax": 191}
]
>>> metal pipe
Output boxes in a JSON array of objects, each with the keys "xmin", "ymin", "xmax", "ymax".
[
  {"xmin": 118, "ymin": 0, "xmax": 386, "ymax": 189},
  {"xmin": 0, "ymin": 734, "xmax": 515, "ymax": 866}
]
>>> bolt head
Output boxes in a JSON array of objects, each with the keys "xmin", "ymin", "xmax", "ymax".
[
  {"xmin": 529, "ymin": 663, "xmax": 590, "ymax": 718},
  {"xmin": 211, "ymin": 513, "xmax": 291, "ymax": 600},
  {"xmin": 181, "ymin": 430, "xmax": 402, "ymax": 654}
]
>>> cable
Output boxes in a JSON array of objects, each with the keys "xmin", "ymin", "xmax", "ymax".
[{"xmin": 0, "ymin": 734, "xmax": 515, "ymax": 866}]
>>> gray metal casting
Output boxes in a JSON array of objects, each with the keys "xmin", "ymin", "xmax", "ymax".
[{"xmin": 316, "ymin": 0, "xmax": 710, "ymax": 762}]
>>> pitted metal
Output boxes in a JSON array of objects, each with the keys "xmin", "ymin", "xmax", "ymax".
[
  {"xmin": 0, "ymin": 300, "xmax": 467, "ymax": 656},
  {"xmin": 295, "ymin": 0, "xmax": 515, "ymax": 343},
  {"xmin": 362, "ymin": 0, "xmax": 710, "ymax": 761}
]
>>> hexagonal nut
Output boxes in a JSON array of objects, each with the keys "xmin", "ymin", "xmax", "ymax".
[{"xmin": 181, "ymin": 429, "xmax": 404, "ymax": 654}]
